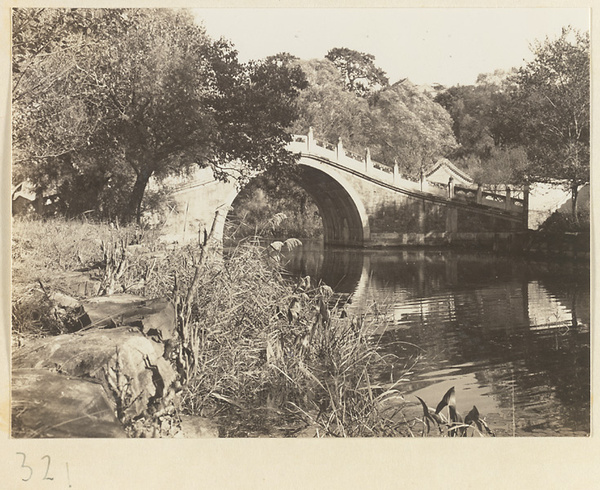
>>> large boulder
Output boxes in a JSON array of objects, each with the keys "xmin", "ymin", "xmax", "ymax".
[
  {"xmin": 12, "ymin": 369, "xmax": 127, "ymax": 438},
  {"xmin": 13, "ymin": 326, "xmax": 178, "ymax": 424}
]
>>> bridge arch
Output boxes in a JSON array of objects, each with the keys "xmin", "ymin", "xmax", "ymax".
[{"xmin": 223, "ymin": 154, "xmax": 370, "ymax": 247}]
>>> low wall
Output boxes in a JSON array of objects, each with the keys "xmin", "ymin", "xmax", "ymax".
[
  {"xmin": 367, "ymin": 232, "xmax": 521, "ymax": 251},
  {"xmin": 366, "ymin": 230, "xmax": 590, "ymax": 259}
]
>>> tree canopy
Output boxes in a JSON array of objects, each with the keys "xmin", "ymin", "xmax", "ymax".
[
  {"xmin": 12, "ymin": 8, "xmax": 307, "ymax": 222},
  {"xmin": 515, "ymin": 27, "xmax": 589, "ymax": 192},
  {"xmin": 290, "ymin": 57, "xmax": 456, "ymax": 178},
  {"xmin": 435, "ymin": 26, "xmax": 589, "ymax": 197},
  {"xmin": 368, "ymin": 81, "xmax": 457, "ymax": 177},
  {"xmin": 325, "ymin": 47, "xmax": 389, "ymax": 97},
  {"xmin": 290, "ymin": 58, "xmax": 371, "ymax": 153}
]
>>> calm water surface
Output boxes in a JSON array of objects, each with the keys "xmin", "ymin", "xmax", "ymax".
[{"xmin": 283, "ymin": 241, "xmax": 590, "ymax": 437}]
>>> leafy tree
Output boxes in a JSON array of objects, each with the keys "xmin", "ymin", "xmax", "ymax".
[
  {"xmin": 12, "ymin": 8, "xmax": 127, "ymax": 195},
  {"xmin": 325, "ymin": 47, "xmax": 389, "ymax": 97},
  {"xmin": 435, "ymin": 70, "xmax": 522, "ymax": 152},
  {"xmin": 290, "ymin": 58, "xmax": 371, "ymax": 153},
  {"xmin": 461, "ymin": 146, "xmax": 529, "ymax": 186},
  {"xmin": 514, "ymin": 27, "xmax": 589, "ymax": 218},
  {"xmin": 367, "ymin": 81, "xmax": 457, "ymax": 177},
  {"xmin": 12, "ymin": 8, "xmax": 307, "ymax": 222},
  {"xmin": 434, "ymin": 69, "xmax": 535, "ymax": 186},
  {"xmin": 435, "ymin": 26, "xmax": 590, "ymax": 208},
  {"xmin": 290, "ymin": 59, "xmax": 456, "ymax": 177},
  {"xmin": 207, "ymin": 52, "xmax": 308, "ymax": 188}
]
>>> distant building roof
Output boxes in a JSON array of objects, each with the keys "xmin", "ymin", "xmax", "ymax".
[{"xmin": 425, "ymin": 158, "xmax": 474, "ymax": 186}]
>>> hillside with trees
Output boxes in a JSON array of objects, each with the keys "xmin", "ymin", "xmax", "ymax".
[{"xmin": 434, "ymin": 27, "xmax": 589, "ymax": 219}]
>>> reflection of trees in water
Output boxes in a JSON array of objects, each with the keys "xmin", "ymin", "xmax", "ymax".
[
  {"xmin": 360, "ymin": 251, "xmax": 590, "ymax": 434},
  {"xmin": 471, "ymin": 325, "xmax": 590, "ymax": 434}
]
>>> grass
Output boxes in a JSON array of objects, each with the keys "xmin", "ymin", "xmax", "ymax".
[{"xmin": 11, "ymin": 216, "xmax": 415, "ymax": 437}]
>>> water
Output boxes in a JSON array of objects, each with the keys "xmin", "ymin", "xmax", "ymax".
[{"xmin": 283, "ymin": 241, "xmax": 590, "ymax": 436}]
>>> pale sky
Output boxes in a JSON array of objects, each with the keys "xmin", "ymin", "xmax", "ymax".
[{"xmin": 192, "ymin": 8, "xmax": 589, "ymax": 87}]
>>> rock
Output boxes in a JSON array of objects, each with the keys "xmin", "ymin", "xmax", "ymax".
[
  {"xmin": 49, "ymin": 291, "xmax": 82, "ymax": 309},
  {"xmin": 82, "ymin": 295, "xmax": 177, "ymax": 343},
  {"xmin": 179, "ymin": 415, "xmax": 220, "ymax": 438},
  {"xmin": 13, "ymin": 326, "xmax": 178, "ymax": 423},
  {"xmin": 12, "ymin": 369, "xmax": 127, "ymax": 438},
  {"xmin": 49, "ymin": 291, "xmax": 91, "ymax": 332},
  {"xmin": 81, "ymin": 294, "xmax": 147, "ymax": 327}
]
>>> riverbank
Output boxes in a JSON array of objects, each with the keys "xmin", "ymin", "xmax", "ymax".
[{"xmin": 11, "ymin": 218, "xmax": 414, "ymax": 438}]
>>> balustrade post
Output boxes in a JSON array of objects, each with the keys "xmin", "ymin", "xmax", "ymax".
[
  {"xmin": 448, "ymin": 176, "xmax": 455, "ymax": 199},
  {"xmin": 365, "ymin": 148, "xmax": 372, "ymax": 173},
  {"xmin": 307, "ymin": 127, "xmax": 314, "ymax": 152},
  {"xmin": 336, "ymin": 137, "xmax": 345, "ymax": 161},
  {"xmin": 505, "ymin": 186, "xmax": 512, "ymax": 211},
  {"xmin": 476, "ymin": 184, "xmax": 483, "ymax": 204}
]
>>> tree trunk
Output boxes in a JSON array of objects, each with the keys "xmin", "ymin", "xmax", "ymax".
[
  {"xmin": 127, "ymin": 167, "xmax": 154, "ymax": 224},
  {"xmin": 571, "ymin": 182, "xmax": 579, "ymax": 224}
]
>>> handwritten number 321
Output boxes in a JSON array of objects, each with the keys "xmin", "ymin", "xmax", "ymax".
[{"xmin": 17, "ymin": 453, "xmax": 53, "ymax": 481}]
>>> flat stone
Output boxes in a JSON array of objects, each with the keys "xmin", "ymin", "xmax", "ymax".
[
  {"xmin": 13, "ymin": 327, "xmax": 178, "ymax": 422},
  {"xmin": 82, "ymin": 295, "xmax": 177, "ymax": 342},
  {"xmin": 12, "ymin": 369, "xmax": 127, "ymax": 438},
  {"xmin": 179, "ymin": 415, "xmax": 220, "ymax": 438}
]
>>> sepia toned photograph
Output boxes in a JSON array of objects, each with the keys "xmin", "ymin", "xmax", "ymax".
[{"xmin": 10, "ymin": 7, "xmax": 590, "ymax": 440}]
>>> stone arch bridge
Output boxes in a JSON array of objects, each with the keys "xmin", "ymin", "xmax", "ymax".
[{"xmin": 161, "ymin": 130, "xmax": 528, "ymax": 248}]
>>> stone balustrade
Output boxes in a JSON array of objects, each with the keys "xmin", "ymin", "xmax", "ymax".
[{"xmin": 288, "ymin": 129, "xmax": 527, "ymax": 216}]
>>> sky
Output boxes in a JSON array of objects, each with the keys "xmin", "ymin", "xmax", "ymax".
[{"xmin": 192, "ymin": 8, "xmax": 589, "ymax": 87}]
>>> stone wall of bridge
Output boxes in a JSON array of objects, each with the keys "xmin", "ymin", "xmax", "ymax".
[{"xmin": 325, "ymin": 154, "xmax": 524, "ymax": 247}]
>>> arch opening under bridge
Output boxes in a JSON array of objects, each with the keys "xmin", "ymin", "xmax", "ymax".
[{"xmin": 223, "ymin": 155, "xmax": 371, "ymax": 247}]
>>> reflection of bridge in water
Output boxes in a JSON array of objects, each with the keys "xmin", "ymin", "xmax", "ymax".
[
  {"xmin": 285, "ymin": 245, "xmax": 589, "ymax": 336},
  {"xmin": 163, "ymin": 130, "xmax": 528, "ymax": 248},
  {"xmin": 284, "ymin": 245, "xmax": 590, "ymax": 435}
]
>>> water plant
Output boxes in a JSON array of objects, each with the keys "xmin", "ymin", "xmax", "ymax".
[{"xmin": 416, "ymin": 386, "xmax": 495, "ymax": 437}]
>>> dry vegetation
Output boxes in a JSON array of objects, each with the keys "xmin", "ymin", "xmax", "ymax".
[{"xmin": 12, "ymin": 217, "xmax": 417, "ymax": 437}]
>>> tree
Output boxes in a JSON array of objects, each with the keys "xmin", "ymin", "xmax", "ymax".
[
  {"xmin": 207, "ymin": 52, "xmax": 308, "ymax": 187},
  {"xmin": 367, "ymin": 81, "xmax": 457, "ymax": 177},
  {"xmin": 12, "ymin": 8, "xmax": 307, "ymax": 222},
  {"xmin": 325, "ymin": 47, "xmax": 389, "ymax": 97},
  {"xmin": 290, "ymin": 58, "xmax": 371, "ymax": 153},
  {"xmin": 290, "ymin": 58, "xmax": 456, "ymax": 177},
  {"xmin": 434, "ymin": 70, "xmax": 529, "ymax": 185},
  {"xmin": 435, "ymin": 70, "xmax": 522, "ymax": 152},
  {"xmin": 461, "ymin": 146, "xmax": 529, "ymax": 186},
  {"xmin": 12, "ymin": 8, "xmax": 126, "ymax": 196},
  {"xmin": 515, "ymin": 27, "xmax": 589, "ymax": 218}
]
